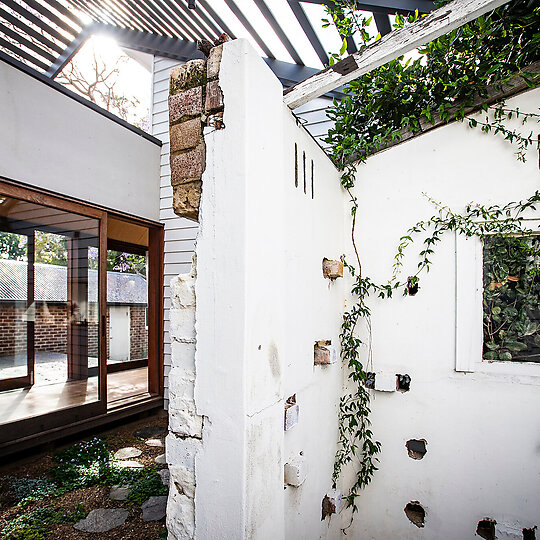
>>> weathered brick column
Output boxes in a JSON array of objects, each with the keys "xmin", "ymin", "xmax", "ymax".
[
  {"xmin": 166, "ymin": 46, "xmax": 224, "ymax": 540},
  {"xmin": 169, "ymin": 47, "xmax": 224, "ymax": 222}
]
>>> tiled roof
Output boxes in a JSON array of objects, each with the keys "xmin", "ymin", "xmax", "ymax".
[{"xmin": 0, "ymin": 259, "xmax": 147, "ymax": 304}]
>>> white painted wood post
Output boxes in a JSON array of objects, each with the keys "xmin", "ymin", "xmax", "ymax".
[{"xmin": 284, "ymin": 0, "xmax": 511, "ymax": 109}]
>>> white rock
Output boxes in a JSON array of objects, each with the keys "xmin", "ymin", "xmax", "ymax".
[
  {"xmin": 374, "ymin": 372, "xmax": 397, "ymax": 392},
  {"xmin": 284, "ymin": 404, "xmax": 299, "ymax": 431},
  {"xmin": 155, "ymin": 453, "xmax": 167, "ymax": 464},
  {"xmin": 114, "ymin": 447, "xmax": 142, "ymax": 460}
]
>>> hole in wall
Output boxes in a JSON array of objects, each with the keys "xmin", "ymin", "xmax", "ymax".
[
  {"xmin": 286, "ymin": 394, "xmax": 296, "ymax": 407},
  {"xmin": 407, "ymin": 276, "xmax": 419, "ymax": 296},
  {"xmin": 311, "ymin": 159, "xmax": 314, "ymax": 199},
  {"xmin": 406, "ymin": 439, "xmax": 427, "ymax": 460},
  {"xmin": 303, "ymin": 151, "xmax": 306, "ymax": 194},
  {"xmin": 294, "ymin": 143, "xmax": 299, "ymax": 188},
  {"xmin": 365, "ymin": 372, "xmax": 376, "ymax": 389},
  {"xmin": 404, "ymin": 502, "xmax": 425, "ymax": 528},
  {"xmin": 476, "ymin": 518, "xmax": 497, "ymax": 540},
  {"xmin": 321, "ymin": 495, "xmax": 336, "ymax": 520},
  {"xmin": 397, "ymin": 374, "xmax": 411, "ymax": 392},
  {"xmin": 523, "ymin": 527, "xmax": 536, "ymax": 540}
]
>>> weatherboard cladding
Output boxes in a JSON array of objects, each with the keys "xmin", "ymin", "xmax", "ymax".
[{"xmin": 0, "ymin": 259, "xmax": 148, "ymax": 304}]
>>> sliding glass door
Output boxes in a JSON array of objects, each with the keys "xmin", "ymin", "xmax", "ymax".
[{"xmin": 0, "ymin": 184, "xmax": 107, "ymax": 437}]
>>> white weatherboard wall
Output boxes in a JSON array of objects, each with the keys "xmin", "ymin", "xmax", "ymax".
[
  {"xmin": 151, "ymin": 56, "xmax": 198, "ymax": 403},
  {"xmin": 344, "ymin": 87, "xmax": 540, "ymax": 539},
  {"xmin": 166, "ymin": 39, "xmax": 346, "ymax": 539},
  {"xmin": 0, "ymin": 59, "xmax": 160, "ymax": 221}
]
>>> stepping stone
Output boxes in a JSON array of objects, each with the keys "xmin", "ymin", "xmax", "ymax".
[
  {"xmin": 155, "ymin": 453, "xmax": 166, "ymax": 465},
  {"xmin": 110, "ymin": 485, "xmax": 131, "ymax": 501},
  {"xmin": 74, "ymin": 508, "xmax": 129, "ymax": 533},
  {"xmin": 114, "ymin": 447, "xmax": 142, "ymax": 460},
  {"xmin": 141, "ymin": 496, "xmax": 167, "ymax": 522},
  {"xmin": 134, "ymin": 426, "xmax": 166, "ymax": 439},
  {"xmin": 158, "ymin": 469, "xmax": 170, "ymax": 486},
  {"xmin": 115, "ymin": 460, "xmax": 143, "ymax": 469},
  {"xmin": 145, "ymin": 439, "xmax": 164, "ymax": 448}
]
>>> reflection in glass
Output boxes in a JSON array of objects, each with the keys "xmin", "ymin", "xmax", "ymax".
[{"xmin": 0, "ymin": 195, "xmax": 100, "ymax": 424}]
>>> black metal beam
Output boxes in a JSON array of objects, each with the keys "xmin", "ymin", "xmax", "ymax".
[
  {"xmin": 0, "ymin": 35, "xmax": 49, "ymax": 71},
  {"xmin": 373, "ymin": 12, "xmax": 392, "ymax": 35},
  {"xmin": 254, "ymin": 0, "xmax": 304, "ymax": 65},
  {"xmin": 223, "ymin": 0, "xmax": 275, "ymax": 59},
  {"xmin": 196, "ymin": 0, "xmax": 237, "ymax": 39},
  {"xmin": 262, "ymin": 57, "xmax": 346, "ymax": 100},
  {"xmin": 0, "ymin": 20, "xmax": 56, "ymax": 63},
  {"xmin": 89, "ymin": 23, "xmax": 205, "ymax": 61},
  {"xmin": 2, "ymin": 0, "xmax": 72, "ymax": 45},
  {"xmin": 298, "ymin": 0, "xmax": 435, "ymax": 15},
  {"xmin": 0, "ymin": 49, "xmax": 162, "ymax": 146},
  {"xmin": 22, "ymin": 0, "xmax": 80, "ymax": 36},
  {"xmin": 47, "ymin": 28, "xmax": 90, "ymax": 78},
  {"xmin": 0, "ymin": 7, "xmax": 64, "ymax": 54},
  {"xmin": 287, "ymin": 0, "xmax": 328, "ymax": 66},
  {"xmin": 169, "ymin": 0, "xmax": 222, "ymax": 40}
]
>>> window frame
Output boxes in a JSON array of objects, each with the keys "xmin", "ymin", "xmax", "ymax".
[{"xmin": 455, "ymin": 232, "xmax": 540, "ymax": 378}]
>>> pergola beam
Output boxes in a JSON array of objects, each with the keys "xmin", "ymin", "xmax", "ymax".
[
  {"xmin": 297, "ymin": 0, "xmax": 435, "ymax": 15},
  {"xmin": 284, "ymin": 0, "xmax": 511, "ymax": 109}
]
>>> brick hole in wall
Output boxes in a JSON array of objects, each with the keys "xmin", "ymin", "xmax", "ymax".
[
  {"xmin": 523, "ymin": 526, "xmax": 537, "ymax": 540},
  {"xmin": 476, "ymin": 518, "xmax": 496, "ymax": 540},
  {"xmin": 397, "ymin": 373, "xmax": 411, "ymax": 392},
  {"xmin": 406, "ymin": 439, "xmax": 427, "ymax": 460},
  {"xmin": 284, "ymin": 394, "xmax": 298, "ymax": 431},
  {"xmin": 404, "ymin": 501, "xmax": 425, "ymax": 528},
  {"xmin": 365, "ymin": 371, "xmax": 376, "ymax": 389}
]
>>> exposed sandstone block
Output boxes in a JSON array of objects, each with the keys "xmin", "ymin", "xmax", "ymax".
[
  {"xmin": 171, "ymin": 143, "xmax": 206, "ymax": 185},
  {"xmin": 207, "ymin": 44, "xmax": 223, "ymax": 80},
  {"xmin": 170, "ymin": 118, "xmax": 202, "ymax": 154},
  {"xmin": 170, "ymin": 59, "xmax": 206, "ymax": 95},
  {"xmin": 169, "ymin": 86, "xmax": 203, "ymax": 123},
  {"xmin": 322, "ymin": 258, "xmax": 343, "ymax": 279},
  {"xmin": 205, "ymin": 79, "xmax": 224, "ymax": 112},
  {"xmin": 314, "ymin": 341, "xmax": 337, "ymax": 365},
  {"xmin": 173, "ymin": 181, "xmax": 202, "ymax": 222}
]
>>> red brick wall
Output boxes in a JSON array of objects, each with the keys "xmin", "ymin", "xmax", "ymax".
[
  {"xmin": 130, "ymin": 306, "xmax": 148, "ymax": 360},
  {"xmin": 0, "ymin": 304, "xmax": 27, "ymax": 356},
  {"xmin": 0, "ymin": 303, "xmax": 147, "ymax": 360}
]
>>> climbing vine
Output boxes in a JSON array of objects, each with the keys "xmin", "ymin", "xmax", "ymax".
[{"xmin": 324, "ymin": 0, "xmax": 540, "ymax": 512}]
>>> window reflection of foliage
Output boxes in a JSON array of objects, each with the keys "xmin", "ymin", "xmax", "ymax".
[
  {"xmin": 107, "ymin": 250, "xmax": 146, "ymax": 278},
  {"xmin": 35, "ymin": 231, "xmax": 67, "ymax": 266},
  {"xmin": 0, "ymin": 232, "xmax": 27, "ymax": 260},
  {"xmin": 483, "ymin": 236, "xmax": 540, "ymax": 362}
]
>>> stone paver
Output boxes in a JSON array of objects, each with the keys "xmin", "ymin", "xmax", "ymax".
[
  {"xmin": 110, "ymin": 485, "xmax": 131, "ymax": 501},
  {"xmin": 114, "ymin": 447, "xmax": 142, "ymax": 460},
  {"xmin": 115, "ymin": 460, "xmax": 143, "ymax": 469},
  {"xmin": 158, "ymin": 469, "xmax": 170, "ymax": 486},
  {"xmin": 145, "ymin": 439, "xmax": 164, "ymax": 448},
  {"xmin": 155, "ymin": 453, "xmax": 166, "ymax": 465},
  {"xmin": 142, "ymin": 496, "xmax": 167, "ymax": 522},
  {"xmin": 74, "ymin": 508, "xmax": 129, "ymax": 533},
  {"xmin": 134, "ymin": 426, "xmax": 166, "ymax": 439}
]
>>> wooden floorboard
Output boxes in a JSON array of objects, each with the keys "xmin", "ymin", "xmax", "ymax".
[{"xmin": 0, "ymin": 367, "xmax": 148, "ymax": 425}]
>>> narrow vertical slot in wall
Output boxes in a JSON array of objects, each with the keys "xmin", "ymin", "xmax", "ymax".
[
  {"xmin": 303, "ymin": 151, "xmax": 306, "ymax": 194},
  {"xmin": 294, "ymin": 144, "xmax": 298, "ymax": 188},
  {"xmin": 311, "ymin": 160, "xmax": 314, "ymax": 199}
]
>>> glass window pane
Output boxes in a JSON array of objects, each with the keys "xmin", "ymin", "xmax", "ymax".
[{"xmin": 0, "ymin": 195, "xmax": 101, "ymax": 424}]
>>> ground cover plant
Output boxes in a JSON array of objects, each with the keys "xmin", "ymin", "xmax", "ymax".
[
  {"xmin": 322, "ymin": 0, "xmax": 540, "ymax": 513},
  {"xmin": 0, "ymin": 413, "xmax": 168, "ymax": 540}
]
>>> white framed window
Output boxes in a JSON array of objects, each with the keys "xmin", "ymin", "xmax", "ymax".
[{"xmin": 455, "ymin": 232, "xmax": 540, "ymax": 378}]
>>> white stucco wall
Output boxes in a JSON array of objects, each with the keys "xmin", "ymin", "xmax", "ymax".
[
  {"xmin": 0, "ymin": 59, "xmax": 161, "ymax": 221},
  {"xmin": 166, "ymin": 39, "xmax": 346, "ymax": 539},
  {"xmin": 344, "ymin": 87, "xmax": 540, "ymax": 539}
]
